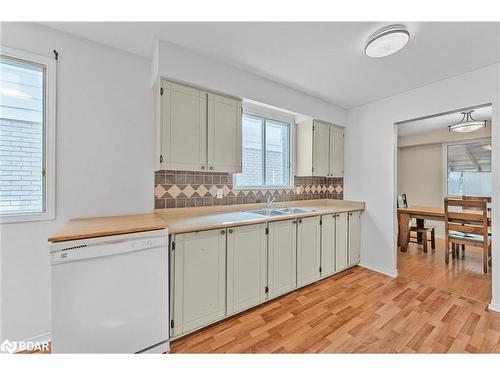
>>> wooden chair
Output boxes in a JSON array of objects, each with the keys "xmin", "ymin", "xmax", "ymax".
[
  {"xmin": 397, "ymin": 193, "xmax": 436, "ymax": 252},
  {"xmin": 444, "ymin": 197, "xmax": 492, "ymax": 273},
  {"xmin": 451, "ymin": 195, "xmax": 491, "ymax": 259}
]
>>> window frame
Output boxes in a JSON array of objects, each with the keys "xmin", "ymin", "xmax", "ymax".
[
  {"xmin": 441, "ymin": 137, "xmax": 491, "ymax": 198},
  {"xmin": 234, "ymin": 106, "xmax": 294, "ymax": 190},
  {"xmin": 0, "ymin": 46, "xmax": 56, "ymax": 223}
]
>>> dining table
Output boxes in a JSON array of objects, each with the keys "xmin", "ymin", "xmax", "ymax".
[{"xmin": 397, "ymin": 205, "xmax": 492, "ymax": 252}]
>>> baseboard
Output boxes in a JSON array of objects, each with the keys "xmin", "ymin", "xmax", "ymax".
[
  {"xmin": 359, "ymin": 262, "xmax": 398, "ymax": 278},
  {"xmin": 488, "ymin": 302, "xmax": 500, "ymax": 313}
]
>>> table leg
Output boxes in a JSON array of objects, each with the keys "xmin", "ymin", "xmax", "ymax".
[{"xmin": 398, "ymin": 212, "xmax": 410, "ymax": 252}]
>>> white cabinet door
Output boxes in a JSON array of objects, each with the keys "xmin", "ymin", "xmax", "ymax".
[
  {"xmin": 226, "ymin": 224, "xmax": 267, "ymax": 315},
  {"xmin": 329, "ymin": 126, "xmax": 344, "ymax": 177},
  {"xmin": 297, "ymin": 216, "xmax": 321, "ymax": 287},
  {"xmin": 320, "ymin": 215, "xmax": 336, "ymax": 278},
  {"xmin": 335, "ymin": 213, "xmax": 349, "ymax": 271},
  {"xmin": 348, "ymin": 211, "xmax": 361, "ymax": 266},
  {"xmin": 312, "ymin": 121, "xmax": 330, "ymax": 177},
  {"xmin": 207, "ymin": 93, "xmax": 242, "ymax": 173},
  {"xmin": 268, "ymin": 219, "xmax": 297, "ymax": 298},
  {"xmin": 161, "ymin": 82, "xmax": 207, "ymax": 171},
  {"xmin": 172, "ymin": 229, "xmax": 226, "ymax": 337}
]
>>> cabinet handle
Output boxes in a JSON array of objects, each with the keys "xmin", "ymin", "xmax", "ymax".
[
  {"xmin": 201, "ymin": 166, "xmax": 205, "ymax": 170},
  {"xmin": 228, "ymin": 229, "xmax": 233, "ymax": 234},
  {"xmin": 209, "ymin": 166, "xmax": 214, "ymax": 170},
  {"xmin": 298, "ymin": 218, "xmax": 302, "ymax": 224},
  {"xmin": 220, "ymin": 230, "xmax": 225, "ymax": 235},
  {"xmin": 293, "ymin": 220, "xmax": 297, "ymax": 224}
]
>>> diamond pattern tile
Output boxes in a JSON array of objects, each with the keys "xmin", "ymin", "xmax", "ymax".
[
  {"xmin": 183, "ymin": 185, "xmax": 195, "ymax": 198},
  {"xmin": 167, "ymin": 185, "xmax": 182, "ymax": 198},
  {"xmin": 208, "ymin": 185, "xmax": 218, "ymax": 197},
  {"xmin": 155, "ymin": 184, "xmax": 167, "ymax": 199},
  {"xmin": 196, "ymin": 185, "xmax": 208, "ymax": 197}
]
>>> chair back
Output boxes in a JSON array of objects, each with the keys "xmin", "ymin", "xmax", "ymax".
[
  {"xmin": 444, "ymin": 197, "xmax": 489, "ymax": 242},
  {"xmin": 397, "ymin": 194, "xmax": 408, "ymax": 208}
]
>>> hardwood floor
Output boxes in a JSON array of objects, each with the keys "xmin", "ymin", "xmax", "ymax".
[
  {"xmin": 171, "ymin": 264, "xmax": 499, "ymax": 353},
  {"xmin": 398, "ymin": 238, "xmax": 491, "ymax": 304}
]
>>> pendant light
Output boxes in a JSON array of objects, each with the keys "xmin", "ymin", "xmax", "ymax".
[{"xmin": 448, "ymin": 110, "xmax": 487, "ymax": 133}]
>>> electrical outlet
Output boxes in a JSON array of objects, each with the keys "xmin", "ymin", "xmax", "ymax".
[
  {"xmin": 216, "ymin": 188, "xmax": 223, "ymax": 199},
  {"xmin": 296, "ymin": 186, "xmax": 301, "ymax": 194}
]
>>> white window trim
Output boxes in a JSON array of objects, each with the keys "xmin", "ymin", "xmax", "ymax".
[
  {"xmin": 233, "ymin": 105, "xmax": 295, "ymax": 190},
  {"xmin": 0, "ymin": 46, "xmax": 56, "ymax": 224},
  {"xmin": 441, "ymin": 137, "xmax": 491, "ymax": 198}
]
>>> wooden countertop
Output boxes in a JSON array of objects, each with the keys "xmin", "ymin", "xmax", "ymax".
[
  {"xmin": 155, "ymin": 199, "xmax": 365, "ymax": 234},
  {"xmin": 48, "ymin": 213, "xmax": 167, "ymax": 242}
]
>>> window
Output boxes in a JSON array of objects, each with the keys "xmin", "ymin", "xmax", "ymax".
[
  {"xmin": 234, "ymin": 113, "xmax": 291, "ymax": 188},
  {"xmin": 445, "ymin": 139, "xmax": 491, "ymax": 197},
  {"xmin": 0, "ymin": 47, "xmax": 55, "ymax": 222}
]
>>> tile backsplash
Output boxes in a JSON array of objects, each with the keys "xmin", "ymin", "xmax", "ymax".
[{"xmin": 154, "ymin": 170, "xmax": 343, "ymax": 209}]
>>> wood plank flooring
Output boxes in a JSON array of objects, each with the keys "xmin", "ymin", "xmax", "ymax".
[
  {"xmin": 171, "ymin": 243, "xmax": 499, "ymax": 353},
  {"xmin": 398, "ymin": 239, "xmax": 491, "ymax": 303}
]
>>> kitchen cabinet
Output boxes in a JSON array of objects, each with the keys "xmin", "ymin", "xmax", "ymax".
[
  {"xmin": 268, "ymin": 219, "xmax": 297, "ymax": 298},
  {"xmin": 157, "ymin": 81, "xmax": 207, "ymax": 171},
  {"xmin": 348, "ymin": 211, "xmax": 361, "ymax": 266},
  {"xmin": 156, "ymin": 79, "xmax": 242, "ymax": 172},
  {"xmin": 329, "ymin": 125, "xmax": 344, "ymax": 177},
  {"xmin": 296, "ymin": 216, "xmax": 321, "ymax": 287},
  {"xmin": 296, "ymin": 119, "xmax": 344, "ymax": 177},
  {"xmin": 207, "ymin": 93, "xmax": 242, "ymax": 173},
  {"xmin": 226, "ymin": 224, "xmax": 267, "ymax": 315},
  {"xmin": 335, "ymin": 212, "xmax": 349, "ymax": 271},
  {"xmin": 320, "ymin": 214, "xmax": 336, "ymax": 278},
  {"xmin": 171, "ymin": 229, "xmax": 226, "ymax": 337}
]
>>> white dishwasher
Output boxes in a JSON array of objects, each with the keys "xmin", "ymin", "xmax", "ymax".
[{"xmin": 50, "ymin": 229, "xmax": 169, "ymax": 353}]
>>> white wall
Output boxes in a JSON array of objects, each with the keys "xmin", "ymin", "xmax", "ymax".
[
  {"xmin": 0, "ymin": 23, "xmax": 155, "ymax": 342},
  {"xmin": 345, "ymin": 63, "xmax": 500, "ymax": 309},
  {"xmin": 152, "ymin": 41, "xmax": 347, "ymax": 126},
  {"xmin": 397, "ymin": 144, "xmax": 444, "ymax": 236}
]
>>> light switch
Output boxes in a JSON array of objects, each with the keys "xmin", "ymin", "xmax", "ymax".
[{"xmin": 216, "ymin": 188, "xmax": 223, "ymax": 199}]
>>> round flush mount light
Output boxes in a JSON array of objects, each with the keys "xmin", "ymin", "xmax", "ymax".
[{"xmin": 365, "ymin": 25, "xmax": 410, "ymax": 58}]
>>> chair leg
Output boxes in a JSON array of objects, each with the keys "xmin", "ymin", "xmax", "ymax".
[
  {"xmin": 446, "ymin": 242, "xmax": 450, "ymax": 264},
  {"xmin": 430, "ymin": 228, "xmax": 436, "ymax": 251},
  {"xmin": 461, "ymin": 244, "xmax": 465, "ymax": 259},
  {"xmin": 452, "ymin": 243, "xmax": 456, "ymax": 259},
  {"xmin": 422, "ymin": 230, "xmax": 428, "ymax": 253},
  {"xmin": 483, "ymin": 244, "xmax": 488, "ymax": 273},
  {"xmin": 489, "ymin": 243, "xmax": 492, "ymax": 267}
]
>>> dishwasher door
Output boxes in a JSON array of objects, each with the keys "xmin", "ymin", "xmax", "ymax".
[{"xmin": 50, "ymin": 230, "xmax": 168, "ymax": 353}]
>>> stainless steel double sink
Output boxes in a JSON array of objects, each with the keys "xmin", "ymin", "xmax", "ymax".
[{"xmin": 246, "ymin": 207, "xmax": 315, "ymax": 217}]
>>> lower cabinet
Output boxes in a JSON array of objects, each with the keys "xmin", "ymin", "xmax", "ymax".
[
  {"xmin": 171, "ymin": 229, "xmax": 226, "ymax": 337},
  {"xmin": 226, "ymin": 224, "xmax": 268, "ymax": 315},
  {"xmin": 268, "ymin": 219, "xmax": 297, "ymax": 298},
  {"xmin": 320, "ymin": 214, "xmax": 336, "ymax": 278},
  {"xmin": 170, "ymin": 210, "xmax": 361, "ymax": 338},
  {"xmin": 348, "ymin": 211, "xmax": 361, "ymax": 266},
  {"xmin": 335, "ymin": 212, "xmax": 349, "ymax": 271},
  {"xmin": 297, "ymin": 216, "xmax": 321, "ymax": 287}
]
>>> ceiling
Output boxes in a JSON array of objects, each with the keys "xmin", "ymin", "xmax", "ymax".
[
  {"xmin": 42, "ymin": 22, "xmax": 500, "ymax": 108},
  {"xmin": 397, "ymin": 105, "xmax": 492, "ymax": 136}
]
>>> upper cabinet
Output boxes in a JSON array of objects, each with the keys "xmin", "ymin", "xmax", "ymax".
[
  {"xmin": 156, "ymin": 79, "xmax": 242, "ymax": 173},
  {"xmin": 296, "ymin": 119, "xmax": 344, "ymax": 177}
]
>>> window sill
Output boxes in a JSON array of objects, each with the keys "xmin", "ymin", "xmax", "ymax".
[
  {"xmin": 0, "ymin": 211, "xmax": 55, "ymax": 224},
  {"xmin": 232, "ymin": 186, "xmax": 296, "ymax": 191}
]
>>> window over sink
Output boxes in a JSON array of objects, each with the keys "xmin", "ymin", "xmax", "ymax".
[{"xmin": 234, "ymin": 112, "xmax": 291, "ymax": 189}]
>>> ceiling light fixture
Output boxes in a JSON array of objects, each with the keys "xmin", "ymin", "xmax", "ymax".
[
  {"xmin": 448, "ymin": 110, "xmax": 487, "ymax": 133},
  {"xmin": 365, "ymin": 25, "xmax": 410, "ymax": 58}
]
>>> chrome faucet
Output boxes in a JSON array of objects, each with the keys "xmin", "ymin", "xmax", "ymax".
[{"xmin": 266, "ymin": 195, "xmax": 275, "ymax": 210}]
